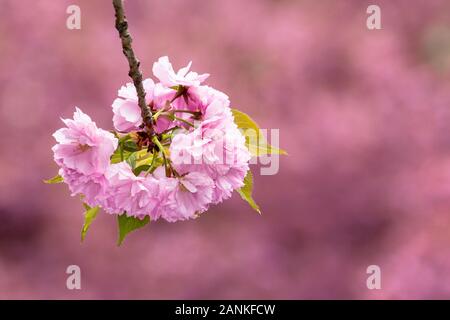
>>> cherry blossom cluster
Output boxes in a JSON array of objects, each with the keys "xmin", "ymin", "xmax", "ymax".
[{"xmin": 52, "ymin": 56, "xmax": 251, "ymax": 222}]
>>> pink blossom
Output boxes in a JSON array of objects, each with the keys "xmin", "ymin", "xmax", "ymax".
[
  {"xmin": 52, "ymin": 57, "xmax": 254, "ymax": 224},
  {"xmin": 52, "ymin": 108, "xmax": 118, "ymax": 175},
  {"xmin": 102, "ymin": 162, "xmax": 165, "ymax": 219},
  {"xmin": 170, "ymin": 128, "xmax": 214, "ymax": 166},
  {"xmin": 201, "ymin": 98, "xmax": 235, "ymax": 131},
  {"xmin": 152, "ymin": 82, "xmax": 177, "ymax": 107},
  {"xmin": 154, "ymin": 168, "xmax": 214, "ymax": 222},
  {"xmin": 190, "ymin": 85, "xmax": 230, "ymax": 113},
  {"xmin": 170, "ymin": 122, "xmax": 250, "ymax": 204},
  {"xmin": 152, "ymin": 56, "xmax": 209, "ymax": 87},
  {"xmin": 200, "ymin": 125, "xmax": 250, "ymax": 203},
  {"xmin": 112, "ymin": 80, "xmax": 181, "ymax": 134},
  {"xmin": 59, "ymin": 167, "xmax": 108, "ymax": 208},
  {"xmin": 112, "ymin": 79, "xmax": 155, "ymax": 132},
  {"xmin": 177, "ymin": 85, "xmax": 233, "ymax": 130},
  {"xmin": 151, "ymin": 83, "xmax": 178, "ymax": 133}
]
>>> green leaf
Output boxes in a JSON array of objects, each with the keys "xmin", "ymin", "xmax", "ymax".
[
  {"xmin": 231, "ymin": 108, "xmax": 288, "ymax": 156},
  {"xmin": 134, "ymin": 150, "xmax": 154, "ymax": 167},
  {"xmin": 110, "ymin": 134, "xmax": 139, "ymax": 164},
  {"xmin": 111, "ymin": 147, "xmax": 132, "ymax": 164},
  {"xmin": 133, "ymin": 165, "xmax": 151, "ymax": 175},
  {"xmin": 117, "ymin": 214, "xmax": 150, "ymax": 246},
  {"xmin": 122, "ymin": 140, "xmax": 139, "ymax": 152},
  {"xmin": 43, "ymin": 174, "xmax": 63, "ymax": 184},
  {"xmin": 112, "ymin": 146, "xmax": 163, "ymax": 176},
  {"xmin": 118, "ymin": 133, "xmax": 132, "ymax": 143},
  {"xmin": 126, "ymin": 152, "xmax": 137, "ymax": 169},
  {"xmin": 237, "ymin": 170, "xmax": 261, "ymax": 214},
  {"xmin": 81, "ymin": 204, "xmax": 100, "ymax": 242}
]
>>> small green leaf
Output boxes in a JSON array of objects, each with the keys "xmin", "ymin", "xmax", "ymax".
[
  {"xmin": 112, "ymin": 147, "xmax": 162, "ymax": 176},
  {"xmin": 43, "ymin": 174, "xmax": 63, "ymax": 184},
  {"xmin": 110, "ymin": 134, "xmax": 141, "ymax": 164},
  {"xmin": 231, "ymin": 109, "xmax": 288, "ymax": 156},
  {"xmin": 111, "ymin": 147, "xmax": 132, "ymax": 164},
  {"xmin": 237, "ymin": 170, "xmax": 261, "ymax": 214},
  {"xmin": 126, "ymin": 152, "xmax": 137, "ymax": 169},
  {"xmin": 122, "ymin": 140, "xmax": 139, "ymax": 152},
  {"xmin": 134, "ymin": 150, "xmax": 153, "ymax": 167},
  {"xmin": 118, "ymin": 133, "xmax": 132, "ymax": 143},
  {"xmin": 81, "ymin": 204, "xmax": 100, "ymax": 242},
  {"xmin": 117, "ymin": 214, "xmax": 150, "ymax": 246},
  {"xmin": 133, "ymin": 165, "xmax": 151, "ymax": 175}
]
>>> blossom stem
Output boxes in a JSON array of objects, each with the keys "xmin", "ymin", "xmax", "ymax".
[
  {"xmin": 120, "ymin": 144, "xmax": 124, "ymax": 161},
  {"xmin": 112, "ymin": 0, "xmax": 153, "ymax": 133},
  {"xmin": 145, "ymin": 150, "xmax": 159, "ymax": 176},
  {"xmin": 152, "ymin": 107, "xmax": 166, "ymax": 122},
  {"xmin": 173, "ymin": 109, "xmax": 201, "ymax": 116},
  {"xmin": 152, "ymin": 137, "xmax": 170, "ymax": 177},
  {"xmin": 172, "ymin": 116, "xmax": 195, "ymax": 128},
  {"xmin": 159, "ymin": 126, "xmax": 180, "ymax": 135}
]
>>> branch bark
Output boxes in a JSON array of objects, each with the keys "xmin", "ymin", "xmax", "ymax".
[{"xmin": 112, "ymin": 0, "xmax": 153, "ymax": 132}]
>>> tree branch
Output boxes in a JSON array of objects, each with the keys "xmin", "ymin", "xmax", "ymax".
[{"xmin": 112, "ymin": 0, "xmax": 153, "ymax": 132}]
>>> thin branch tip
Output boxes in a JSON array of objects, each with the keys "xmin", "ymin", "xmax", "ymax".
[{"xmin": 112, "ymin": 0, "xmax": 153, "ymax": 132}]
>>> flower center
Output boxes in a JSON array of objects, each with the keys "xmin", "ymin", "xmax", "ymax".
[{"xmin": 78, "ymin": 144, "xmax": 91, "ymax": 152}]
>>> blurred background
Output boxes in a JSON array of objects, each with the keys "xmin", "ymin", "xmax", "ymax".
[{"xmin": 0, "ymin": 0, "xmax": 450, "ymax": 299}]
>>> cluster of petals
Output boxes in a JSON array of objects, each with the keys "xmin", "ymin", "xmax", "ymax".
[
  {"xmin": 52, "ymin": 108, "xmax": 117, "ymax": 207},
  {"xmin": 52, "ymin": 56, "xmax": 250, "ymax": 222}
]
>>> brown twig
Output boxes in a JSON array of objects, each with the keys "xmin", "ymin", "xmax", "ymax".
[{"xmin": 112, "ymin": 0, "xmax": 153, "ymax": 132}]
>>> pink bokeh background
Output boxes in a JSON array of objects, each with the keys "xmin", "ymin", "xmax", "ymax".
[{"xmin": 1, "ymin": 0, "xmax": 450, "ymax": 299}]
